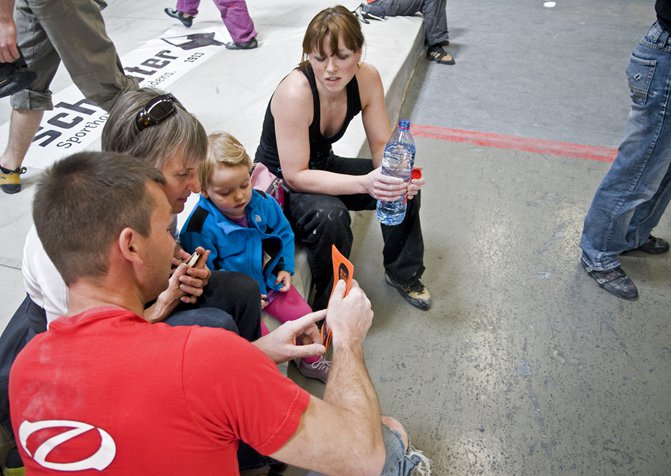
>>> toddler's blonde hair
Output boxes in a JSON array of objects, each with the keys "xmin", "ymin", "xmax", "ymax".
[{"xmin": 201, "ymin": 131, "xmax": 253, "ymax": 186}]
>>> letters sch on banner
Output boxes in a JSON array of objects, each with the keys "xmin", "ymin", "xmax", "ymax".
[
  {"xmin": 17, "ymin": 28, "xmax": 230, "ymax": 170},
  {"xmin": 38, "ymin": 50, "xmax": 181, "ymax": 151}
]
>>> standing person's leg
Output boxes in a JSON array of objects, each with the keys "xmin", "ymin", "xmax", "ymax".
[
  {"xmin": 178, "ymin": 270, "xmax": 263, "ymax": 341},
  {"xmin": 0, "ymin": 0, "xmax": 60, "ymax": 194},
  {"xmin": 213, "ymin": 0, "xmax": 257, "ymax": 48},
  {"xmin": 0, "ymin": 110, "xmax": 43, "ymax": 193},
  {"xmin": 165, "ymin": 0, "xmax": 199, "ymax": 26},
  {"xmin": 176, "ymin": 0, "xmax": 200, "ymax": 16},
  {"xmin": 28, "ymin": 0, "xmax": 138, "ymax": 112},
  {"xmin": 580, "ymin": 22, "xmax": 671, "ymax": 299},
  {"xmin": 625, "ymin": 165, "xmax": 671, "ymax": 248}
]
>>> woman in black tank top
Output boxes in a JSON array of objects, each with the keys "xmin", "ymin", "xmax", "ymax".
[{"xmin": 255, "ymin": 5, "xmax": 431, "ymax": 312}]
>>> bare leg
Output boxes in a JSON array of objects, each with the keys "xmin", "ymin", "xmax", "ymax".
[{"xmin": 1, "ymin": 109, "xmax": 44, "ymax": 170}]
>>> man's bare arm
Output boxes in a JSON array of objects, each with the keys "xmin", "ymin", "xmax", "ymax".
[
  {"xmin": 0, "ymin": 0, "xmax": 19, "ymax": 62},
  {"xmin": 270, "ymin": 281, "xmax": 385, "ymax": 475}
]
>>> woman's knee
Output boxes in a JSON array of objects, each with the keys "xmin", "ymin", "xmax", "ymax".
[{"xmin": 294, "ymin": 200, "xmax": 352, "ymax": 243}]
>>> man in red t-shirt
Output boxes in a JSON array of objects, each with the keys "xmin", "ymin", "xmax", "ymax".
[{"xmin": 10, "ymin": 151, "xmax": 426, "ymax": 475}]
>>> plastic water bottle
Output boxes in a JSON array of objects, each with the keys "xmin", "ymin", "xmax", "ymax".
[{"xmin": 376, "ymin": 119, "xmax": 415, "ymax": 225}]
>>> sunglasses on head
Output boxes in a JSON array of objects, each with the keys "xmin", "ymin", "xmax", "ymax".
[{"xmin": 135, "ymin": 94, "xmax": 181, "ymax": 131}]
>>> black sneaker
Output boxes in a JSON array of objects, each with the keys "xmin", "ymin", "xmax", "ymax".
[
  {"xmin": 582, "ymin": 262, "xmax": 639, "ymax": 301},
  {"xmin": 0, "ymin": 54, "xmax": 36, "ymax": 99},
  {"xmin": 225, "ymin": 38, "xmax": 258, "ymax": 50},
  {"xmin": 163, "ymin": 8, "xmax": 193, "ymax": 27},
  {"xmin": 385, "ymin": 273, "xmax": 432, "ymax": 310},
  {"xmin": 635, "ymin": 235, "xmax": 670, "ymax": 254}
]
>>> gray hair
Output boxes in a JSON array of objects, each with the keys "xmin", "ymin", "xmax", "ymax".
[{"xmin": 101, "ymin": 87, "xmax": 207, "ymax": 171}]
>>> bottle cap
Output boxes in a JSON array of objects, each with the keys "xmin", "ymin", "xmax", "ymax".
[
  {"xmin": 398, "ymin": 119, "xmax": 410, "ymax": 130},
  {"xmin": 411, "ymin": 167, "xmax": 422, "ymax": 180}
]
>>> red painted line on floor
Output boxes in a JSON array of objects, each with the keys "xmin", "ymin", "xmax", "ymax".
[{"xmin": 410, "ymin": 124, "xmax": 618, "ymax": 163}]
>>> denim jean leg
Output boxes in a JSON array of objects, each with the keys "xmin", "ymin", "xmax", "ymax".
[
  {"xmin": 366, "ymin": 0, "xmax": 449, "ymax": 44},
  {"xmin": 580, "ymin": 22, "xmax": 671, "ymax": 271},
  {"xmin": 303, "ymin": 424, "xmax": 423, "ymax": 476},
  {"xmin": 626, "ymin": 160, "xmax": 671, "ymax": 247}
]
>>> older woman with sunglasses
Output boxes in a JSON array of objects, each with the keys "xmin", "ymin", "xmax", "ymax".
[{"xmin": 98, "ymin": 88, "xmax": 267, "ymax": 338}]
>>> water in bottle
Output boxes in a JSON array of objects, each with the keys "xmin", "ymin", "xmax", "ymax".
[{"xmin": 376, "ymin": 119, "xmax": 415, "ymax": 225}]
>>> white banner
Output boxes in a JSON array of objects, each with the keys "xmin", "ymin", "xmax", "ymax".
[{"xmin": 1, "ymin": 25, "xmax": 231, "ymax": 170}]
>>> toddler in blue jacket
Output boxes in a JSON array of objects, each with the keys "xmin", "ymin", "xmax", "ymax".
[{"xmin": 180, "ymin": 132, "xmax": 329, "ymax": 383}]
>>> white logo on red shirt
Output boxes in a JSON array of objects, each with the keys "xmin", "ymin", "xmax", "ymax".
[{"xmin": 19, "ymin": 419, "xmax": 116, "ymax": 471}]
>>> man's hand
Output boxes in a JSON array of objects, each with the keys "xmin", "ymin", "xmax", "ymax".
[
  {"xmin": 253, "ymin": 310, "xmax": 326, "ymax": 364},
  {"xmin": 145, "ymin": 263, "xmax": 191, "ymax": 323},
  {"xmin": 145, "ymin": 247, "xmax": 212, "ymax": 323},
  {"xmin": 0, "ymin": 3, "xmax": 19, "ymax": 63},
  {"xmin": 174, "ymin": 247, "xmax": 212, "ymax": 299},
  {"xmin": 325, "ymin": 280, "xmax": 373, "ymax": 349}
]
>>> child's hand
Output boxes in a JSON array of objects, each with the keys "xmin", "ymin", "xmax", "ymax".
[
  {"xmin": 276, "ymin": 270, "xmax": 291, "ymax": 292},
  {"xmin": 261, "ymin": 294, "xmax": 269, "ymax": 309}
]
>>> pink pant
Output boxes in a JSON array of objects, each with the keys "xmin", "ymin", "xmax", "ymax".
[
  {"xmin": 263, "ymin": 285, "xmax": 319, "ymax": 364},
  {"xmin": 176, "ymin": 0, "xmax": 257, "ymax": 43}
]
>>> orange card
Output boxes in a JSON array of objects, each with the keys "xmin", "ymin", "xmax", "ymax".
[
  {"xmin": 321, "ymin": 245, "xmax": 354, "ymax": 351},
  {"xmin": 330, "ymin": 244, "xmax": 354, "ymax": 298}
]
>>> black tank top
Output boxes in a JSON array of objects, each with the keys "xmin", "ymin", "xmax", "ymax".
[{"xmin": 255, "ymin": 64, "xmax": 362, "ymax": 179}]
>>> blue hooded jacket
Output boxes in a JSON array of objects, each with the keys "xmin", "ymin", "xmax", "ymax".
[{"xmin": 179, "ymin": 190, "xmax": 295, "ymax": 294}]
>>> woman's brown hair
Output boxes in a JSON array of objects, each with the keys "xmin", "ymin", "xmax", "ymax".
[{"xmin": 300, "ymin": 5, "xmax": 364, "ymax": 70}]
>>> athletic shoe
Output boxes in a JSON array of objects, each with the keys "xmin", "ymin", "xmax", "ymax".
[
  {"xmin": 225, "ymin": 38, "xmax": 258, "ymax": 50},
  {"xmin": 582, "ymin": 262, "xmax": 639, "ymax": 301},
  {"xmin": 0, "ymin": 165, "xmax": 27, "ymax": 194},
  {"xmin": 295, "ymin": 357, "xmax": 329, "ymax": 383},
  {"xmin": 385, "ymin": 273, "xmax": 432, "ymax": 310},
  {"xmin": 635, "ymin": 235, "xmax": 670, "ymax": 254},
  {"xmin": 163, "ymin": 8, "xmax": 193, "ymax": 27}
]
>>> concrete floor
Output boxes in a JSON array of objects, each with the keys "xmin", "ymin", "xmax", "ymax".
[
  {"xmin": 347, "ymin": 1, "xmax": 670, "ymax": 474},
  {"xmin": 1, "ymin": 0, "xmax": 671, "ymax": 475}
]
